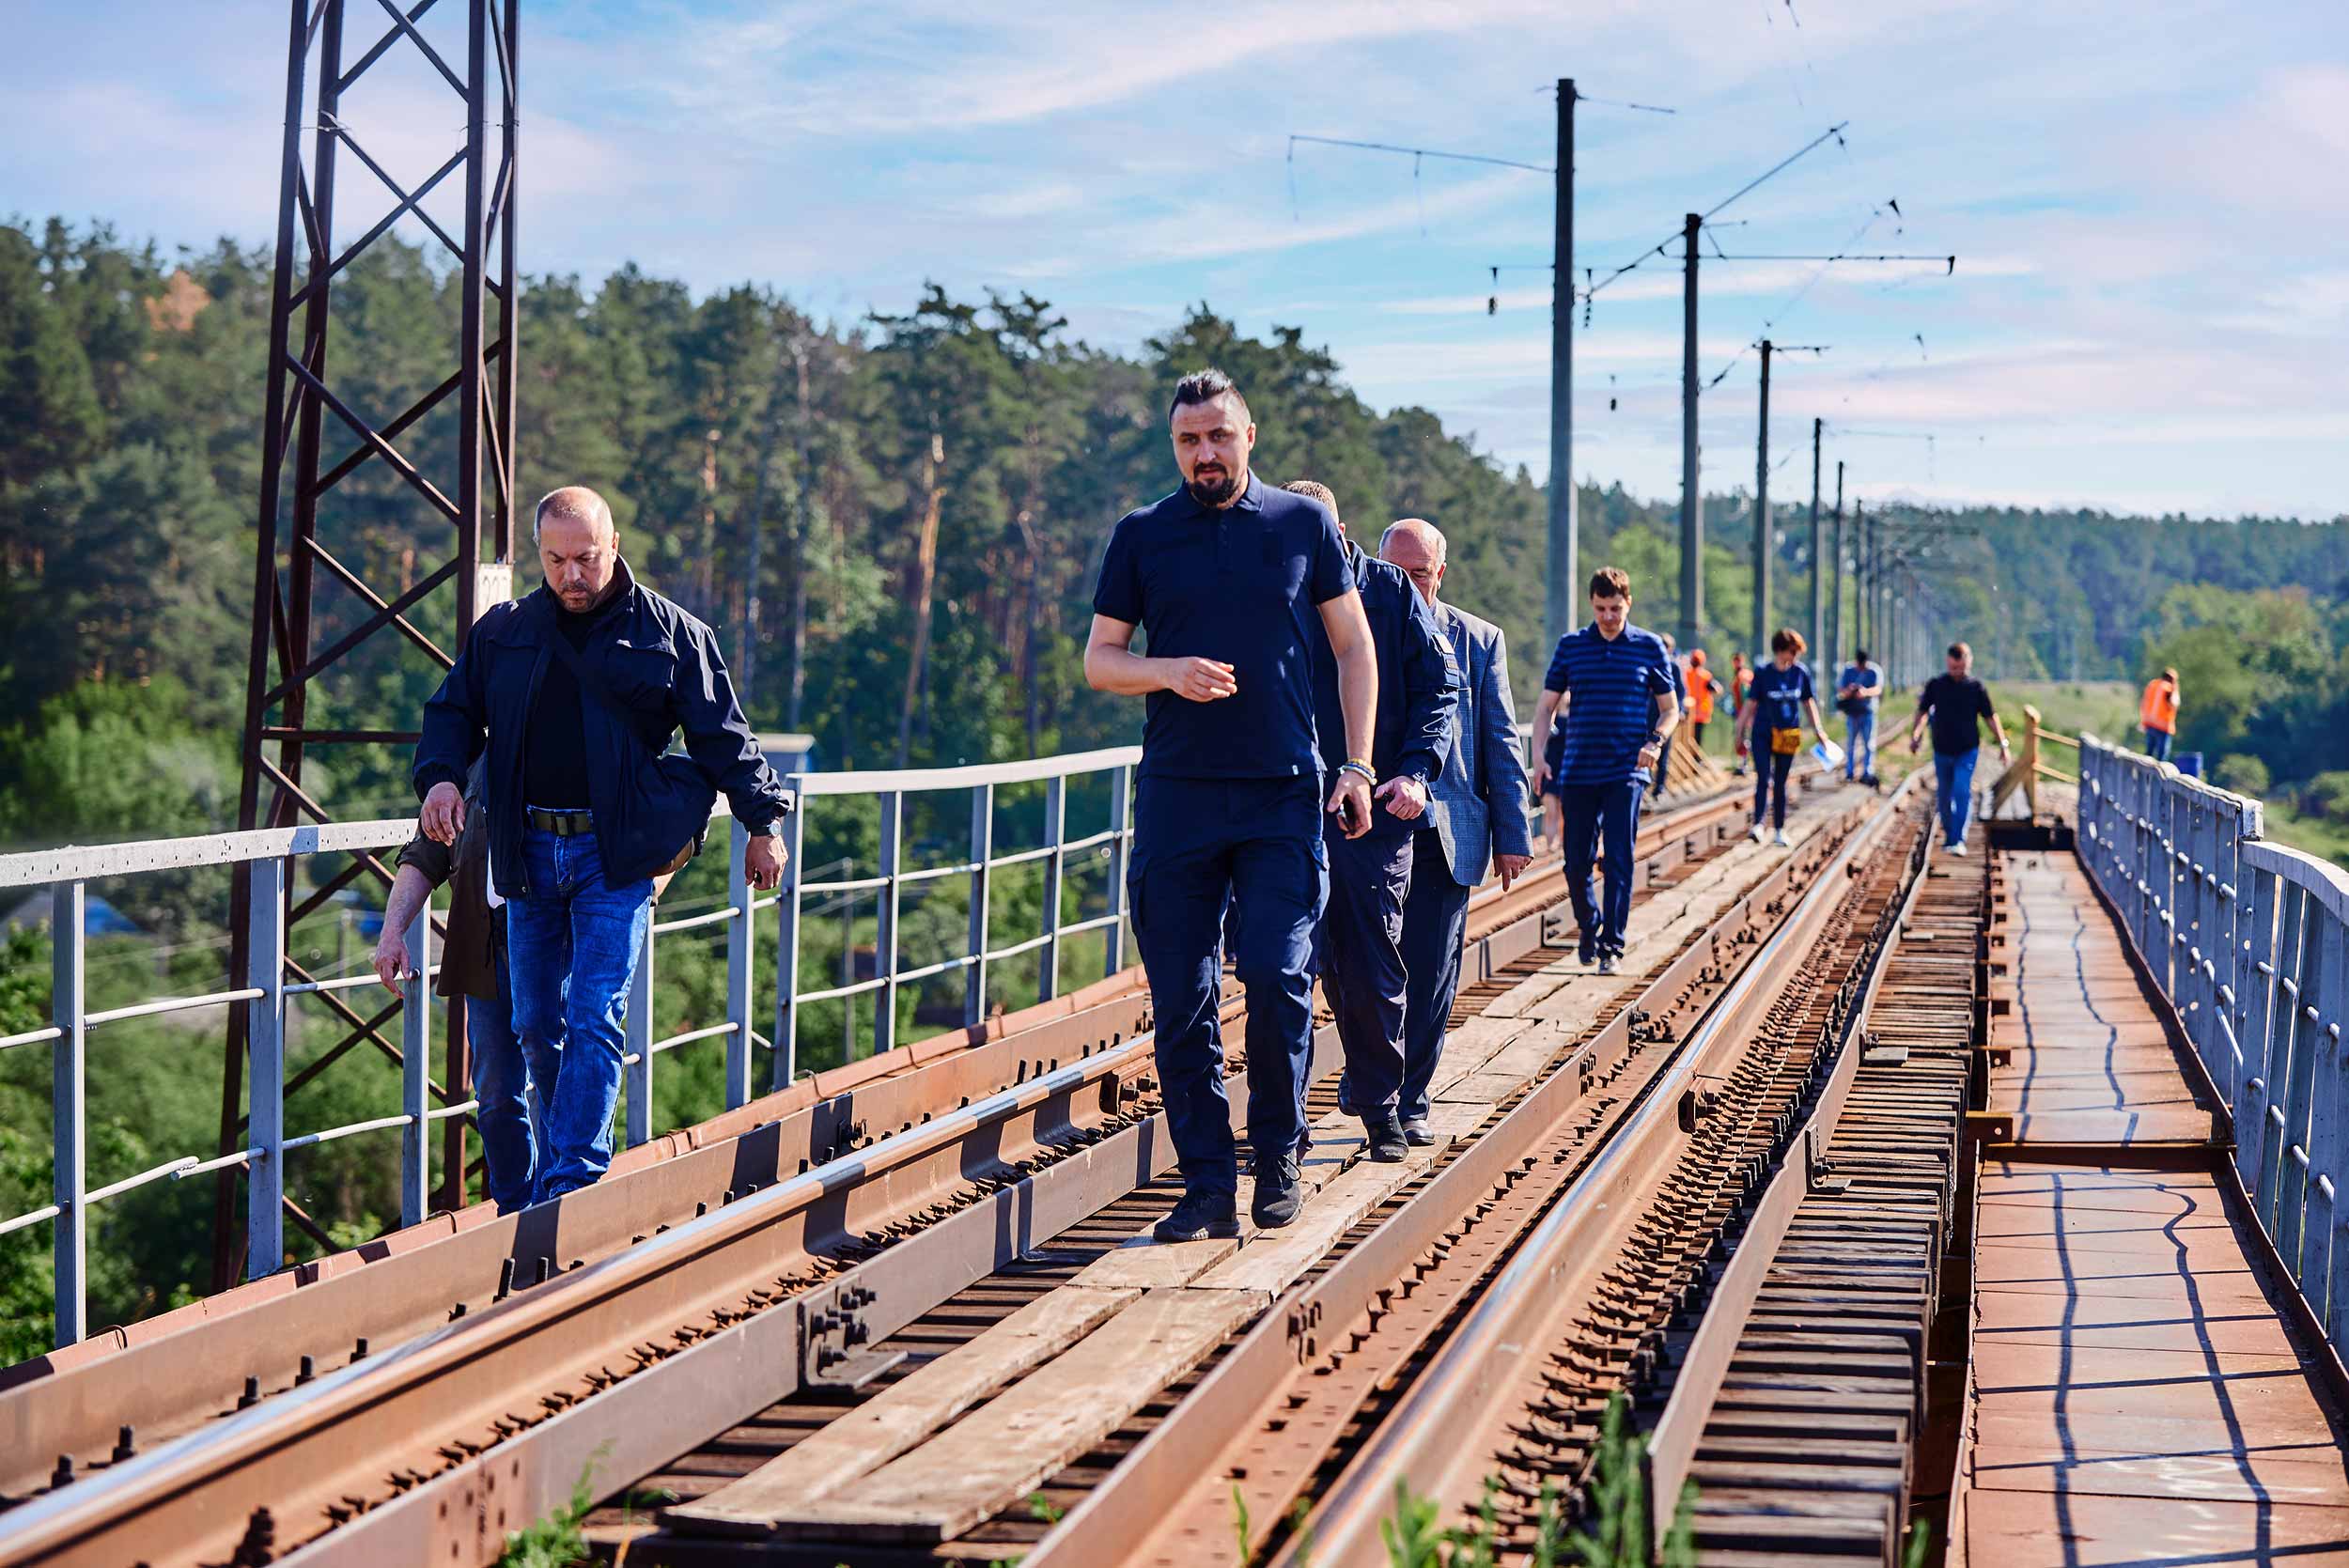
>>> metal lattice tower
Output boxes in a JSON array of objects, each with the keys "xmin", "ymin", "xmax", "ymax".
[{"xmin": 216, "ymin": 0, "xmax": 519, "ymax": 1288}]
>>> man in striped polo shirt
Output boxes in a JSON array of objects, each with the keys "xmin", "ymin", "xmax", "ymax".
[{"xmin": 1529, "ymin": 567, "xmax": 1682, "ymax": 974}]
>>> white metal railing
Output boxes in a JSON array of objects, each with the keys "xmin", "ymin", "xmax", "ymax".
[
  {"xmin": 2077, "ymin": 736, "xmax": 2346, "ymax": 1357},
  {"xmin": 0, "ymin": 745, "xmax": 1137, "ymax": 1351}
]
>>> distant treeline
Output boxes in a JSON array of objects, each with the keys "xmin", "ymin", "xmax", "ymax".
[{"xmin": 4, "ymin": 216, "xmax": 2343, "ymax": 846}]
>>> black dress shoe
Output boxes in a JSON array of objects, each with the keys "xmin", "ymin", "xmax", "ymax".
[
  {"xmin": 1401, "ymin": 1116, "xmax": 1436, "ymax": 1147},
  {"xmin": 1251, "ymin": 1154, "xmax": 1303, "ymax": 1228},
  {"xmin": 1364, "ymin": 1113, "xmax": 1409, "ymax": 1163},
  {"xmin": 1154, "ymin": 1188, "xmax": 1240, "ymax": 1242}
]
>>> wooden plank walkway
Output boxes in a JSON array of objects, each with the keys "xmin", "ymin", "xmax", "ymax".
[
  {"xmin": 661, "ymin": 794, "xmax": 1854, "ymax": 1547},
  {"xmin": 1954, "ymin": 850, "xmax": 2349, "ymax": 1566}
]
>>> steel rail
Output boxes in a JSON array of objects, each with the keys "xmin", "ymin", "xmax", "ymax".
[
  {"xmin": 0, "ymin": 785, "xmax": 1753, "ymax": 1565},
  {"xmin": 1022, "ymin": 786, "xmax": 1875, "ymax": 1565},
  {"xmin": 1639, "ymin": 787, "xmax": 1933, "ymax": 1539},
  {"xmin": 1261, "ymin": 777, "xmax": 1918, "ymax": 1567},
  {"xmin": 0, "ymin": 784, "xmax": 1750, "ymax": 1542}
]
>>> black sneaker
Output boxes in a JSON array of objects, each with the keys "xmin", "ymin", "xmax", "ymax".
[
  {"xmin": 1363, "ymin": 1113, "xmax": 1408, "ymax": 1163},
  {"xmin": 1153, "ymin": 1188, "xmax": 1239, "ymax": 1242},
  {"xmin": 1597, "ymin": 953, "xmax": 1619, "ymax": 976},
  {"xmin": 1578, "ymin": 936, "xmax": 1597, "ymax": 968},
  {"xmin": 1401, "ymin": 1116, "xmax": 1436, "ymax": 1147},
  {"xmin": 1251, "ymin": 1155, "xmax": 1304, "ymax": 1229}
]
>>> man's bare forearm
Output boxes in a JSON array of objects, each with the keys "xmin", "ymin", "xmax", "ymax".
[
  {"xmin": 381, "ymin": 866, "xmax": 433, "ymax": 945},
  {"xmin": 1653, "ymin": 691, "xmax": 1681, "ymax": 737},
  {"xmin": 1085, "ymin": 644, "xmax": 1169, "ymax": 696},
  {"xmin": 1337, "ymin": 642, "xmax": 1377, "ymax": 762}
]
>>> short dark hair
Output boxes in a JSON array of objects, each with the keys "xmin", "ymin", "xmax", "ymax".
[
  {"xmin": 1589, "ymin": 567, "xmax": 1631, "ymax": 601},
  {"xmin": 1771, "ymin": 627, "xmax": 1807, "ymax": 657},
  {"xmin": 1855, "ymin": 647, "xmax": 1871, "ymax": 662},
  {"xmin": 1169, "ymin": 367, "xmax": 1250, "ymax": 422},
  {"xmin": 1283, "ymin": 479, "xmax": 1338, "ymax": 525},
  {"xmin": 1948, "ymin": 642, "xmax": 1970, "ymax": 660}
]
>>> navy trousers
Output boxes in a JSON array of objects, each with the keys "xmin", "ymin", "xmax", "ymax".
[
  {"xmin": 1397, "ymin": 829, "xmax": 1473, "ymax": 1124},
  {"xmin": 1560, "ymin": 780, "xmax": 1644, "ymax": 958},
  {"xmin": 1318, "ymin": 825, "xmax": 1414, "ymax": 1120},
  {"xmin": 1131, "ymin": 776, "xmax": 1327, "ymax": 1200}
]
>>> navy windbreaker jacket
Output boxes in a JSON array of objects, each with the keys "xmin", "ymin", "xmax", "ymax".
[{"xmin": 412, "ymin": 558, "xmax": 793, "ymax": 897}]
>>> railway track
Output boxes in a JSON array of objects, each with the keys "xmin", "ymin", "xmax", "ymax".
[
  {"xmin": 548, "ymin": 782, "xmax": 1890, "ymax": 1564},
  {"xmin": 559, "ymin": 781, "xmax": 1940, "ymax": 1567},
  {"xmin": 0, "ymin": 784, "xmax": 1765, "ymax": 1567}
]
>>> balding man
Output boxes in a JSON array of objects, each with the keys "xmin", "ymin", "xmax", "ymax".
[
  {"xmin": 1379, "ymin": 520, "xmax": 1532, "ymax": 1141},
  {"xmin": 414, "ymin": 486, "xmax": 794, "ymax": 1203}
]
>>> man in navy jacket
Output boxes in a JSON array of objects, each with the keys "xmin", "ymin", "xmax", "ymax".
[
  {"xmin": 1291, "ymin": 483, "xmax": 1459, "ymax": 1161},
  {"xmin": 1379, "ymin": 520, "xmax": 1532, "ymax": 1143},
  {"xmin": 413, "ymin": 486, "xmax": 792, "ymax": 1200}
]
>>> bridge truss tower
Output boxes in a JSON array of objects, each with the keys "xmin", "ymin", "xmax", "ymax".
[{"xmin": 216, "ymin": 0, "xmax": 519, "ymax": 1289}]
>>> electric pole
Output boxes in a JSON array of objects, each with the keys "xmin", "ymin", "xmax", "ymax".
[
  {"xmin": 1829, "ymin": 462, "xmax": 1846, "ymax": 672},
  {"xmin": 1807, "ymin": 418, "xmax": 1823, "ymax": 683},
  {"xmin": 1548, "ymin": 78, "xmax": 1577, "ymax": 653},
  {"xmin": 1751, "ymin": 339, "xmax": 1772, "ymax": 668},
  {"xmin": 1856, "ymin": 499, "xmax": 1871, "ymax": 667},
  {"xmin": 1679, "ymin": 212, "xmax": 1703, "ymax": 655}
]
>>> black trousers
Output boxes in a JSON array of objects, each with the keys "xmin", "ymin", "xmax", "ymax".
[
  {"xmin": 1318, "ymin": 826, "xmax": 1414, "ymax": 1121},
  {"xmin": 1397, "ymin": 831, "xmax": 1473, "ymax": 1124},
  {"xmin": 1752, "ymin": 746, "xmax": 1796, "ymax": 828}
]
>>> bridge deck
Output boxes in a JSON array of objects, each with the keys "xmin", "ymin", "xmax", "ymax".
[{"xmin": 1954, "ymin": 850, "xmax": 2349, "ymax": 1566}]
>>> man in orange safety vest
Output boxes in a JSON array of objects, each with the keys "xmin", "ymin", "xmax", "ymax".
[{"xmin": 2139, "ymin": 667, "xmax": 2180, "ymax": 764}]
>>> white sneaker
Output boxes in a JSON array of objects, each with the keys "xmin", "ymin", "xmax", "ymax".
[
  {"xmin": 1772, "ymin": 829, "xmax": 1791, "ymax": 847},
  {"xmin": 1949, "ymin": 841, "xmax": 1968, "ymax": 857},
  {"xmin": 1748, "ymin": 824, "xmax": 1766, "ymax": 844}
]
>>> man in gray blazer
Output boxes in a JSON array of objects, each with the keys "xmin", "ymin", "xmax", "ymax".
[{"xmin": 1378, "ymin": 520, "xmax": 1535, "ymax": 1142}]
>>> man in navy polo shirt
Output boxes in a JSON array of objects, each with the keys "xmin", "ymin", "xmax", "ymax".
[
  {"xmin": 1529, "ymin": 567, "xmax": 1681, "ymax": 975},
  {"xmin": 1087, "ymin": 369, "xmax": 1378, "ymax": 1243},
  {"xmin": 1287, "ymin": 482, "xmax": 1458, "ymax": 1165}
]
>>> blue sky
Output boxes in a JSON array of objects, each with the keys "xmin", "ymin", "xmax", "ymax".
[{"xmin": 8, "ymin": 0, "xmax": 2344, "ymax": 520}]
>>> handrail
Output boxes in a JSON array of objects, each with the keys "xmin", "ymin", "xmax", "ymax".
[
  {"xmin": 2074, "ymin": 733, "xmax": 2344, "ymax": 1364},
  {"xmin": 0, "ymin": 744, "xmax": 1139, "ymax": 1354}
]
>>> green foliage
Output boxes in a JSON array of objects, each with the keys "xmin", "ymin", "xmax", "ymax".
[
  {"xmin": 2216, "ymin": 753, "xmax": 2270, "ymax": 797},
  {"xmin": 1903, "ymin": 1520, "xmax": 1933, "ymax": 1568},
  {"xmin": 496, "ymin": 1455, "xmax": 600, "ymax": 1568}
]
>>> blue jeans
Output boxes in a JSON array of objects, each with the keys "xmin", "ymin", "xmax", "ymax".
[
  {"xmin": 2145, "ymin": 726, "xmax": 2172, "ymax": 763},
  {"xmin": 1560, "ymin": 780, "xmax": 1644, "ymax": 958},
  {"xmin": 1396, "ymin": 831, "xmax": 1472, "ymax": 1125},
  {"xmin": 508, "ymin": 826, "xmax": 654, "ymax": 1203},
  {"xmin": 1933, "ymin": 748, "xmax": 1979, "ymax": 848},
  {"xmin": 469, "ymin": 939, "xmax": 561, "ymax": 1214},
  {"xmin": 1844, "ymin": 710, "xmax": 1875, "ymax": 778}
]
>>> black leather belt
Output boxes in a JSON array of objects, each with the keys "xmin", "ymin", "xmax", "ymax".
[{"xmin": 526, "ymin": 807, "xmax": 594, "ymax": 836}]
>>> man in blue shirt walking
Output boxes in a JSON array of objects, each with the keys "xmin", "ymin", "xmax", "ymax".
[
  {"xmin": 1286, "ymin": 484, "xmax": 1458, "ymax": 1164},
  {"xmin": 1087, "ymin": 370, "xmax": 1378, "ymax": 1243},
  {"xmin": 1836, "ymin": 649, "xmax": 1882, "ymax": 783},
  {"xmin": 1530, "ymin": 567, "xmax": 1682, "ymax": 975}
]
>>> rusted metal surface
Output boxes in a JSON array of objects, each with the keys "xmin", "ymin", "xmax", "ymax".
[
  {"xmin": 1268, "ymin": 783, "xmax": 1920, "ymax": 1567},
  {"xmin": 554, "ymin": 787, "xmax": 1812, "ymax": 1564},
  {"xmin": 1952, "ymin": 846, "xmax": 2349, "ymax": 1567},
  {"xmin": 0, "ymin": 781, "xmax": 1752, "ymax": 1565}
]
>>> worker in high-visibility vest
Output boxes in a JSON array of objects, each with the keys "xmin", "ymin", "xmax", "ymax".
[
  {"xmin": 1728, "ymin": 652, "xmax": 1754, "ymax": 775},
  {"xmin": 1685, "ymin": 649, "xmax": 1725, "ymax": 750},
  {"xmin": 2139, "ymin": 667, "xmax": 2181, "ymax": 764}
]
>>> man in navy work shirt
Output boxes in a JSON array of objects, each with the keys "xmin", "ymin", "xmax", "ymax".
[
  {"xmin": 1836, "ymin": 649, "xmax": 1882, "ymax": 784},
  {"xmin": 1087, "ymin": 369, "xmax": 1378, "ymax": 1243},
  {"xmin": 1287, "ymin": 482, "xmax": 1458, "ymax": 1164},
  {"xmin": 1529, "ymin": 567, "xmax": 1681, "ymax": 975}
]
